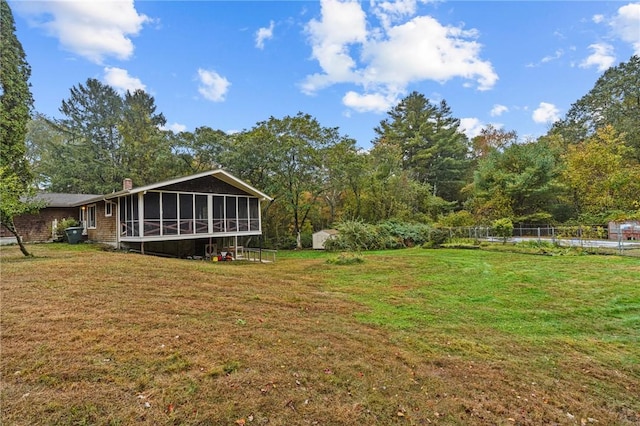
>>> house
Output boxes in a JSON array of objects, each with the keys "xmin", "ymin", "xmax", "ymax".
[
  {"xmin": 312, "ymin": 229, "xmax": 339, "ymax": 250},
  {"xmin": 0, "ymin": 193, "xmax": 99, "ymax": 242},
  {"xmin": 9, "ymin": 170, "xmax": 272, "ymax": 259}
]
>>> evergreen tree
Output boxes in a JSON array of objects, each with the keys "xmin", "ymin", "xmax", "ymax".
[
  {"xmin": 0, "ymin": 0, "xmax": 38, "ymax": 256},
  {"xmin": 373, "ymin": 92, "xmax": 470, "ymax": 202}
]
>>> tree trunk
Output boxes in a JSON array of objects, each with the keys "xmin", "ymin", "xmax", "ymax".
[{"xmin": 1, "ymin": 221, "xmax": 32, "ymax": 257}]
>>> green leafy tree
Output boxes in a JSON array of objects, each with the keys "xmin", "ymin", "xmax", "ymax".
[
  {"xmin": 550, "ymin": 55, "xmax": 640, "ymax": 160},
  {"xmin": 0, "ymin": 0, "xmax": 38, "ymax": 256},
  {"xmin": 493, "ymin": 218, "xmax": 513, "ymax": 244},
  {"xmin": 175, "ymin": 126, "xmax": 229, "ymax": 173}
]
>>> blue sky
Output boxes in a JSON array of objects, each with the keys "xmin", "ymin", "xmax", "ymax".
[{"xmin": 10, "ymin": 0, "xmax": 640, "ymax": 149}]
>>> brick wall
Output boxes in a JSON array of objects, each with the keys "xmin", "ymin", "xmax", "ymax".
[{"xmin": 0, "ymin": 207, "xmax": 79, "ymax": 242}]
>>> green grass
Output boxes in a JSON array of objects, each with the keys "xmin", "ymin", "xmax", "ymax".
[{"xmin": 2, "ymin": 244, "xmax": 639, "ymax": 425}]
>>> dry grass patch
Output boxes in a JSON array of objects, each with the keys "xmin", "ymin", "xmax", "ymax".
[{"xmin": 1, "ymin": 244, "xmax": 639, "ymax": 425}]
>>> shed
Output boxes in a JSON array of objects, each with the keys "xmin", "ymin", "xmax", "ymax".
[{"xmin": 312, "ymin": 229, "xmax": 339, "ymax": 250}]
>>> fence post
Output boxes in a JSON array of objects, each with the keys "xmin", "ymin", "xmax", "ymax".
[{"xmin": 537, "ymin": 227, "xmax": 541, "ymax": 243}]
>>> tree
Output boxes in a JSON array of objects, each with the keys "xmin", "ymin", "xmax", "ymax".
[
  {"xmin": 471, "ymin": 124, "xmax": 517, "ymax": 159},
  {"xmin": 550, "ymin": 55, "xmax": 640, "ymax": 160},
  {"xmin": 119, "ymin": 89, "xmax": 178, "ymax": 185},
  {"xmin": 467, "ymin": 141, "xmax": 560, "ymax": 222},
  {"xmin": 175, "ymin": 126, "xmax": 229, "ymax": 173},
  {"xmin": 56, "ymin": 78, "xmax": 124, "ymax": 193},
  {"xmin": 224, "ymin": 113, "xmax": 349, "ymax": 249},
  {"xmin": 0, "ymin": 0, "xmax": 38, "ymax": 256},
  {"xmin": 373, "ymin": 92, "xmax": 471, "ymax": 202},
  {"xmin": 561, "ymin": 125, "xmax": 640, "ymax": 217}
]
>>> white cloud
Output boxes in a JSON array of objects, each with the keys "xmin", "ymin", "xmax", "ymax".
[
  {"xmin": 580, "ymin": 43, "xmax": 616, "ymax": 72},
  {"xmin": 610, "ymin": 3, "xmax": 640, "ymax": 55},
  {"xmin": 490, "ymin": 104, "xmax": 508, "ymax": 117},
  {"xmin": 302, "ymin": 0, "xmax": 498, "ymax": 113},
  {"xmin": 255, "ymin": 20, "xmax": 275, "ymax": 49},
  {"xmin": 458, "ymin": 118, "xmax": 484, "ymax": 139},
  {"xmin": 14, "ymin": 0, "xmax": 150, "ymax": 64},
  {"xmin": 103, "ymin": 67, "xmax": 145, "ymax": 93},
  {"xmin": 162, "ymin": 122, "xmax": 187, "ymax": 133},
  {"xmin": 197, "ymin": 68, "xmax": 231, "ymax": 102},
  {"xmin": 342, "ymin": 91, "xmax": 398, "ymax": 113},
  {"xmin": 371, "ymin": 0, "xmax": 420, "ymax": 29},
  {"xmin": 592, "ymin": 14, "xmax": 605, "ymax": 24},
  {"xmin": 532, "ymin": 102, "xmax": 560, "ymax": 124}
]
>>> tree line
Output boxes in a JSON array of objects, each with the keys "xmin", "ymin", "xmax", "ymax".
[{"xmin": 3, "ymin": 0, "xmax": 639, "ymax": 251}]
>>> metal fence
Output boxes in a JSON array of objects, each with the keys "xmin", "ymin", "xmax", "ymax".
[{"xmin": 446, "ymin": 226, "xmax": 640, "ymax": 257}]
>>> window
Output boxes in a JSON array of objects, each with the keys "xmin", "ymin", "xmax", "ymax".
[
  {"xmin": 144, "ymin": 192, "xmax": 161, "ymax": 236},
  {"xmin": 237, "ymin": 197, "xmax": 249, "ymax": 231},
  {"xmin": 225, "ymin": 196, "xmax": 237, "ymax": 231},
  {"xmin": 195, "ymin": 195, "xmax": 208, "ymax": 233},
  {"xmin": 162, "ymin": 193, "xmax": 178, "ymax": 235},
  {"xmin": 87, "ymin": 205, "xmax": 96, "ymax": 229},
  {"xmin": 213, "ymin": 196, "xmax": 225, "ymax": 232},
  {"xmin": 249, "ymin": 198, "xmax": 260, "ymax": 231},
  {"xmin": 179, "ymin": 193, "xmax": 194, "ymax": 234},
  {"xmin": 105, "ymin": 201, "xmax": 113, "ymax": 217},
  {"xmin": 121, "ymin": 195, "xmax": 139, "ymax": 237}
]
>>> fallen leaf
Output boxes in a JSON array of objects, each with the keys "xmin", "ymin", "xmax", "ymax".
[
  {"xmin": 236, "ymin": 419, "xmax": 246, "ymax": 425},
  {"xmin": 167, "ymin": 403, "xmax": 174, "ymax": 414}
]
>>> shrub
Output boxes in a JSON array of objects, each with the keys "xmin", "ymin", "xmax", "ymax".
[
  {"xmin": 437, "ymin": 210, "xmax": 475, "ymax": 227},
  {"xmin": 423, "ymin": 227, "xmax": 450, "ymax": 248},
  {"xmin": 325, "ymin": 220, "xmax": 379, "ymax": 251},
  {"xmin": 326, "ymin": 252, "xmax": 365, "ymax": 265},
  {"xmin": 493, "ymin": 218, "xmax": 514, "ymax": 244},
  {"xmin": 55, "ymin": 218, "xmax": 80, "ymax": 242}
]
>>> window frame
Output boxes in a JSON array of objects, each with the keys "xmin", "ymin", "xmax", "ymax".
[{"xmin": 87, "ymin": 204, "xmax": 97, "ymax": 229}]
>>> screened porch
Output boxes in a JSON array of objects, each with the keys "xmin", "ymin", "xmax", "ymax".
[{"xmin": 118, "ymin": 191, "xmax": 262, "ymax": 241}]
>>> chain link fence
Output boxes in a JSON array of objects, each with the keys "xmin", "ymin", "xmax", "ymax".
[{"xmin": 445, "ymin": 225, "xmax": 640, "ymax": 257}]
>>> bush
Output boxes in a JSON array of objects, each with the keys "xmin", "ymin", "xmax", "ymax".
[
  {"xmin": 325, "ymin": 220, "xmax": 435, "ymax": 251},
  {"xmin": 437, "ymin": 210, "xmax": 475, "ymax": 227},
  {"xmin": 55, "ymin": 218, "xmax": 80, "ymax": 242},
  {"xmin": 493, "ymin": 218, "xmax": 514, "ymax": 244},
  {"xmin": 324, "ymin": 220, "xmax": 380, "ymax": 251},
  {"xmin": 422, "ymin": 227, "xmax": 450, "ymax": 248},
  {"xmin": 326, "ymin": 252, "xmax": 365, "ymax": 265}
]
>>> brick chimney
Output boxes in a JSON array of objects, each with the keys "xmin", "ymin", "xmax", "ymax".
[{"xmin": 123, "ymin": 178, "xmax": 133, "ymax": 191}]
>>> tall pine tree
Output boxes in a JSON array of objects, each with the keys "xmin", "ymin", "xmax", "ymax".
[{"xmin": 0, "ymin": 0, "xmax": 38, "ymax": 256}]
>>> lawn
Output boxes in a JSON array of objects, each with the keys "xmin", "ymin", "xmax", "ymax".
[{"xmin": 1, "ymin": 244, "xmax": 639, "ymax": 425}]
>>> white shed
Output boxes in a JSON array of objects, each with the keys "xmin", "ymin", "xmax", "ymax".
[{"xmin": 312, "ymin": 229, "xmax": 339, "ymax": 250}]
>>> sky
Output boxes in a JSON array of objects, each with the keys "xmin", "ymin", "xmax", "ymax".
[{"xmin": 9, "ymin": 0, "xmax": 640, "ymax": 149}]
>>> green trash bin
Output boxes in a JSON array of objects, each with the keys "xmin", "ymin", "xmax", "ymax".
[{"xmin": 65, "ymin": 226, "xmax": 84, "ymax": 244}]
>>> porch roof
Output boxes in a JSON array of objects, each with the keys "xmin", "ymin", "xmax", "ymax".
[{"xmin": 74, "ymin": 169, "xmax": 272, "ymax": 206}]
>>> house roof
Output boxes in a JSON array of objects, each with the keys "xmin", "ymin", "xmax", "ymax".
[
  {"xmin": 75, "ymin": 169, "xmax": 272, "ymax": 205},
  {"xmin": 33, "ymin": 193, "xmax": 101, "ymax": 208}
]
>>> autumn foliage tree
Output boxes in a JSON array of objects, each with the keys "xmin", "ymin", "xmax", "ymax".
[{"xmin": 561, "ymin": 125, "xmax": 640, "ymax": 217}]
